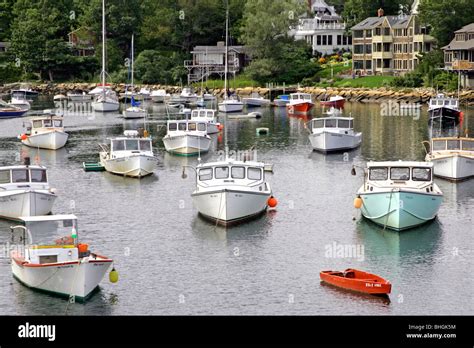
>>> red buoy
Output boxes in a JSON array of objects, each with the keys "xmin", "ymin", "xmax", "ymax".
[{"xmin": 268, "ymin": 196, "xmax": 278, "ymax": 208}]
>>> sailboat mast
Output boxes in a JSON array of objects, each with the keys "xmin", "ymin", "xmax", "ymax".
[
  {"xmin": 224, "ymin": 1, "xmax": 229, "ymax": 101},
  {"xmin": 131, "ymin": 34, "xmax": 134, "ymax": 90},
  {"xmin": 102, "ymin": 0, "xmax": 106, "ymax": 98}
]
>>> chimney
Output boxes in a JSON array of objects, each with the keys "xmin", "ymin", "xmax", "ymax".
[
  {"xmin": 377, "ymin": 8, "xmax": 384, "ymax": 17},
  {"xmin": 308, "ymin": 0, "xmax": 312, "ymax": 12}
]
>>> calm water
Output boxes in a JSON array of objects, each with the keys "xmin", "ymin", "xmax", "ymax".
[{"xmin": 0, "ymin": 97, "xmax": 472, "ymax": 315}]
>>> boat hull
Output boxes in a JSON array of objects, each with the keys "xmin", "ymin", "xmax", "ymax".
[
  {"xmin": 428, "ymin": 107, "xmax": 460, "ymax": 126},
  {"xmin": 359, "ymin": 190, "xmax": 442, "ymax": 230},
  {"xmin": 68, "ymin": 95, "xmax": 92, "ymax": 102},
  {"xmin": 428, "ymin": 154, "xmax": 474, "ymax": 181},
  {"xmin": 192, "ymin": 188, "xmax": 271, "ymax": 225},
  {"xmin": 320, "ymin": 99, "xmax": 345, "ymax": 108},
  {"xmin": 11, "ymin": 253, "xmax": 112, "ymax": 301},
  {"xmin": 286, "ymin": 102, "xmax": 314, "ymax": 114},
  {"xmin": 309, "ymin": 131, "xmax": 361, "ymax": 152},
  {"xmin": 101, "ymin": 154, "xmax": 158, "ymax": 178},
  {"xmin": 0, "ymin": 110, "xmax": 28, "ymax": 118},
  {"xmin": 163, "ymin": 134, "xmax": 211, "ymax": 156},
  {"xmin": 0, "ymin": 190, "xmax": 56, "ymax": 219},
  {"xmin": 92, "ymin": 101, "xmax": 120, "ymax": 112},
  {"xmin": 243, "ymin": 98, "xmax": 270, "ymax": 107},
  {"xmin": 22, "ymin": 131, "xmax": 69, "ymax": 150},
  {"xmin": 218, "ymin": 102, "xmax": 244, "ymax": 113},
  {"xmin": 320, "ymin": 270, "xmax": 391, "ymax": 295},
  {"xmin": 123, "ymin": 108, "xmax": 146, "ymax": 119},
  {"xmin": 152, "ymin": 96, "xmax": 165, "ymax": 103}
]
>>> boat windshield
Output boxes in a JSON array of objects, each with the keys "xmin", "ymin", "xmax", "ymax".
[
  {"xmin": 0, "ymin": 170, "xmax": 11, "ymax": 184},
  {"xmin": 112, "ymin": 139, "xmax": 150, "ymax": 152},
  {"xmin": 412, "ymin": 167, "xmax": 431, "ymax": 181},
  {"xmin": 313, "ymin": 119, "xmax": 324, "ymax": 128},
  {"xmin": 139, "ymin": 140, "xmax": 152, "ymax": 152},
  {"xmin": 338, "ymin": 119, "xmax": 352, "ymax": 128},
  {"xmin": 390, "ymin": 167, "xmax": 410, "ymax": 181},
  {"xmin": 197, "ymin": 166, "xmax": 263, "ymax": 182},
  {"xmin": 11, "ymin": 169, "xmax": 30, "ymax": 183},
  {"xmin": 432, "ymin": 140, "xmax": 446, "ymax": 151},
  {"xmin": 447, "ymin": 140, "xmax": 460, "ymax": 150},
  {"xmin": 325, "ymin": 119, "xmax": 337, "ymax": 128},
  {"xmin": 125, "ymin": 140, "xmax": 139, "ymax": 151},
  {"xmin": 30, "ymin": 169, "xmax": 47, "ymax": 183},
  {"xmin": 462, "ymin": 139, "xmax": 474, "ymax": 150},
  {"xmin": 369, "ymin": 167, "xmax": 388, "ymax": 181}
]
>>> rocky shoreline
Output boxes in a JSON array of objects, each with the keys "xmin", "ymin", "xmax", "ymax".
[{"xmin": 2, "ymin": 82, "xmax": 474, "ymax": 105}]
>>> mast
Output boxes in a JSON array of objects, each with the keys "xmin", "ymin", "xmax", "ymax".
[
  {"xmin": 131, "ymin": 34, "xmax": 135, "ymax": 91},
  {"xmin": 101, "ymin": 0, "xmax": 106, "ymax": 99},
  {"xmin": 224, "ymin": 0, "xmax": 229, "ymax": 101}
]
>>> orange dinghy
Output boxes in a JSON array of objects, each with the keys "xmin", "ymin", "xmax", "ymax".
[{"xmin": 320, "ymin": 269, "xmax": 391, "ymax": 295}]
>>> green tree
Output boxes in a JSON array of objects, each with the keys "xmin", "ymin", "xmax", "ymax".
[
  {"xmin": 342, "ymin": 0, "xmax": 413, "ymax": 28},
  {"xmin": 0, "ymin": 0, "xmax": 15, "ymax": 41},
  {"xmin": 134, "ymin": 49, "xmax": 186, "ymax": 84},
  {"xmin": 418, "ymin": 0, "xmax": 474, "ymax": 46}
]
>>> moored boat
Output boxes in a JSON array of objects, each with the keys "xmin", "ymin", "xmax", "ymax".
[
  {"xmin": 151, "ymin": 89, "xmax": 169, "ymax": 103},
  {"xmin": 190, "ymin": 109, "xmax": 221, "ymax": 134},
  {"xmin": 320, "ymin": 95, "xmax": 345, "ymax": 109},
  {"xmin": 307, "ymin": 115, "xmax": 361, "ymax": 153},
  {"xmin": 428, "ymin": 93, "xmax": 461, "ymax": 127},
  {"xmin": 0, "ymin": 161, "xmax": 57, "ymax": 219},
  {"xmin": 163, "ymin": 120, "xmax": 211, "ymax": 156},
  {"xmin": 242, "ymin": 93, "xmax": 271, "ymax": 107},
  {"xmin": 286, "ymin": 93, "xmax": 314, "ymax": 114},
  {"xmin": 19, "ymin": 114, "xmax": 68, "ymax": 150},
  {"xmin": 424, "ymin": 137, "xmax": 474, "ymax": 181},
  {"xmin": 0, "ymin": 100, "xmax": 28, "ymax": 118},
  {"xmin": 320, "ymin": 269, "xmax": 391, "ymax": 295},
  {"xmin": 354, "ymin": 161, "xmax": 443, "ymax": 231},
  {"xmin": 99, "ymin": 129, "xmax": 157, "ymax": 178},
  {"xmin": 272, "ymin": 94, "xmax": 290, "ymax": 107},
  {"xmin": 10, "ymin": 214, "xmax": 114, "ymax": 302}
]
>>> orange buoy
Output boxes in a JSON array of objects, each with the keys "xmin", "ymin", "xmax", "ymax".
[
  {"xmin": 78, "ymin": 244, "xmax": 89, "ymax": 253},
  {"xmin": 268, "ymin": 196, "xmax": 278, "ymax": 208},
  {"xmin": 354, "ymin": 196, "xmax": 362, "ymax": 209},
  {"xmin": 218, "ymin": 124, "xmax": 224, "ymax": 130},
  {"xmin": 20, "ymin": 134, "xmax": 28, "ymax": 141}
]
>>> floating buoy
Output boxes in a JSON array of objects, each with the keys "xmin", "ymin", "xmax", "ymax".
[
  {"xmin": 218, "ymin": 124, "xmax": 224, "ymax": 130},
  {"xmin": 268, "ymin": 196, "xmax": 278, "ymax": 208},
  {"xmin": 109, "ymin": 267, "xmax": 119, "ymax": 283},
  {"xmin": 256, "ymin": 127, "xmax": 269, "ymax": 135},
  {"xmin": 78, "ymin": 244, "xmax": 89, "ymax": 253},
  {"xmin": 354, "ymin": 196, "xmax": 362, "ymax": 209},
  {"xmin": 20, "ymin": 134, "xmax": 28, "ymax": 141}
]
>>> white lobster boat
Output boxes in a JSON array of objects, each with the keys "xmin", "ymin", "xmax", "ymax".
[
  {"xmin": 163, "ymin": 120, "xmax": 211, "ymax": 156},
  {"xmin": 190, "ymin": 160, "xmax": 272, "ymax": 225},
  {"xmin": 242, "ymin": 93, "xmax": 271, "ymax": 107},
  {"xmin": 424, "ymin": 137, "xmax": 474, "ymax": 181},
  {"xmin": 67, "ymin": 91, "xmax": 92, "ymax": 102},
  {"xmin": 151, "ymin": 89, "xmax": 169, "ymax": 103},
  {"xmin": 355, "ymin": 161, "xmax": 443, "ymax": 231},
  {"xmin": 8, "ymin": 95, "xmax": 31, "ymax": 111},
  {"xmin": 99, "ymin": 130, "xmax": 158, "ymax": 178},
  {"xmin": 190, "ymin": 109, "xmax": 221, "ymax": 134},
  {"xmin": 10, "ymin": 215, "xmax": 113, "ymax": 302},
  {"xmin": 307, "ymin": 115, "xmax": 362, "ymax": 152},
  {"xmin": 20, "ymin": 114, "xmax": 69, "ymax": 150},
  {"xmin": 0, "ymin": 162, "xmax": 57, "ymax": 219}
]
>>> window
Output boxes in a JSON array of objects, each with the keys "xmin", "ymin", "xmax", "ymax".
[
  {"xmin": 337, "ymin": 119, "xmax": 350, "ymax": 128},
  {"xmin": 412, "ymin": 168, "xmax": 431, "ymax": 181},
  {"xmin": 365, "ymin": 44, "xmax": 372, "ymax": 54},
  {"xmin": 462, "ymin": 140, "xmax": 474, "ymax": 150},
  {"xmin": 54, "ymin": 120, "xmax": 62, "ymax": 127},
  {"xmin": 197, "ymin": 123, "xmax": 206, "ymax": 131},
  {"xmin": 198, "ymin": 168, "xmax": 212, "ymax": 181},
  {"xmin": 325, "ymin": 119, "xmax": 337, "ymax": 128},
  {"xmin": 447, "ymin": 140, "xmax": 460, "ymax": 150},
  {"xmin": 366, "ymin": 60, "xmax": 372, "ymax": 69},
  {"xmin": 187, "ymin": 123, "xmax": 196, "ymax": 131},
  {"xmin": 369, "ymin": 168, "xmax": 388, "ymax": 181},
  {"xmin": 168, "ymin": 123, "xmax": 177, "ymax": 131},
  {"xmin": 313, "ymin": 119, "xmax": 324, "ymax": 128},
  {"xmin": 112, "ymin": 140, "xmax": 125, "ymax": 151},
  {"xmin": 375, "ymin": 28, "xmax": 381, "ymax": 36},
  {"xmin": 231, "ymin": 166, "xmax": 245, "ymax": 179},
  {"xmin": 322, "ymin": 36, "xmax": 327, "ymax": 45},
  {"xmin": 33, "ymin": 120, "xmax": 42, "ymax": 128},
  {"xmin": 43, "ymin": 119, "xmax": 52, "ymax": 127},
  {"xmin": 328, "ymin": 35, "xmax": 333, "ymax": 45},
  {"xmin": 354, "ymin": 45, "xmax": 364, "ymax": 54},
  {"xmin": 12, "ymin": 169, "xmax": 29, "ymax": 183},
  {"xmin": 178, "ymin": 123, "xmax": 187, "ymax": 131},
  {"xmin": 337, "ymin": 35, "xmax": 342, "ymax": 45},
  {"xmin": 30, "ymin": 169, "xmax": 47, "ymax": 183},
  {"xmin": 317, "ymin": 35, "xmax": 321, "ymax": 45},
  {"xmin": 432, "ymin": 141, "xmax": 446, "ymax": 151},
  {"xmin": 390, "ymin": 167, "xmax": 410, "ymax": 181},
  {"xmin": 353, "ymin": 30, "xmax": 363, "ymax": 38},
  {"xmin": 139, "ymin": 140, "xmax": 151, "ymax": 152},
  {"xmin": 215, "ymin": 167, "xmax": 229, "ymax": 179},
  {"xmin": 384, "ymin": 27, "xmax": 390, "ymax": 36},
  {"xmin": 125, "ymin": 140, "xmax": 139, "ymax": 151},
  {"xmin": 0, "ymin": 170, "xmax": 10, "ymax": 184},
  {"xmin": 248, "ymin": 167, "xmax": 262, "ymax": 180}
]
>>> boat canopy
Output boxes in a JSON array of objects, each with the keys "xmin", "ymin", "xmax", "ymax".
[
  {"xmin": 197, "ymin": 162, "xmax": 265, "ymax": 183},
  {"xmin": 26, "ymin": 117, "xmax": 63, "ymax": 130},
  {"xmin": 431, "ymin": 137, "xmax": 474, "ymax": 151},
  {"xmin": 191, "ymin": 109, "xmax": 216, "ymax": 120},
  {"xmin": 429, "ymin": 94, "xmax": 458, "ymax": 108},
  {"xmin": 111, "ymin": 138, "xmax": 152, "ymax": 152},
  {"xmin": 167, "ymin": 120, "xmax": 208, "ymax": 133},
  {"xmin": 290, "ymin": 93, "xmax": 312, "ymax": 101},
  {"xmin": 367, "ymin": 163, "xmax": 433, "ymax": 182},
  {"xmin": 310, "ymin": 117, "xmax": 354, "ymax": 129},
  {"xmin": 0, "ymin": 166, "xmax": 48, "ymax": 185}
]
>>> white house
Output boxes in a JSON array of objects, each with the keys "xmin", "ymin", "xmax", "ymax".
[{"xmin": 292, "ymin": 0, "xmax": 352, "ymax": 55}]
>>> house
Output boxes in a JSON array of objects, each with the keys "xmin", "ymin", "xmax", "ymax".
[
  {"xmin": 292, "ymin": 0, "xmax": 352, "ymax": 55},
  {"xmin": 0, "ymin": 42, "xmax": 10, "ymax": 54},
  {"xmin": 67, "ymin": 28, "xmax": 96, "ymax": 57},
  {"xmin": 443, "ymin": 23, "xmax": 474, "ymax": 88},
  {"xmin": 351, "ymin": 8, "xmax": 436, "ymax": 76},
  {"xmin": 184, "ymin": 42, "xmax": 250, "ymax": 84}
]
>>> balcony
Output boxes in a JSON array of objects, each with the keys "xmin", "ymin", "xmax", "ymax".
[
  {"xmin": 414, "ymin": 34, "xmax": 435, "ymax": 43},
  {"xmin": 372, "ymin": 51, "xmax": 393, "ymax": 59},
  {"xmin": 452, "ymin": 60, "xmax": 474, "ymax": 71},
  {"xmin": 372, "ymin": 35, "xmax": 393, "ymax": 43},
  {"xmin": 297, "ymin": 19, "xmax": 346, "ymax": 32}
]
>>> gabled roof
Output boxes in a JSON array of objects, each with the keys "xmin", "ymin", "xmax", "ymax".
[
  {"xmin": 352, "ymin": 15, "xmax": 414, "ymax": 30},
  {"xmin": 443, "ymin": 39, "xmax": 474, "ymax": 51},
  {"xmin": 191, "ymin": 45, "xmax": 246, "ymax": 54},
  {"xmin": 455, "ymin": 23, "xmax": 474, "ymax": 33}
]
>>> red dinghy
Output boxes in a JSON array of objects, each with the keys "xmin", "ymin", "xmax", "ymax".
[
  {"xmin": 320, "ymin": 95, "xmax": 345, "ymax": 109},
  {"xmin": 320, "ymin": 269, "xmax": 391, "ymax": 295}
]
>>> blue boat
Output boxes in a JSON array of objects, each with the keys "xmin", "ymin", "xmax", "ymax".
[
  {"xmin": 354, "ymin": 161, "xmax": 443, "ymax": 231},
  {"xmin": 0, "ymin": 100, "xmax": 28, "ymax": 118},
  {"xmin": 273, "ymin": 94, "xmax": 290, "ymax": 107}
]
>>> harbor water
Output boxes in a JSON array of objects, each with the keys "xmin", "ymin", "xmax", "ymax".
[{"xmin": 0, "ymin": 98, "xmax": 472, "ymax": 315}]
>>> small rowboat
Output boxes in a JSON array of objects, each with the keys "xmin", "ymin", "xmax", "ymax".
[{"xmin": 320, "ymin": 269, "xmax": 391, "ymax": 295}]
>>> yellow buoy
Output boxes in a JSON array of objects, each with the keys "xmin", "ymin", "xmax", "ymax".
[
  {"xmin": 109, "ymin": 267, "xmax": 119, "ymax": 283},
  {"xmin": 354, "ymin": 197, "xmax": 363, "ymax": 209}
]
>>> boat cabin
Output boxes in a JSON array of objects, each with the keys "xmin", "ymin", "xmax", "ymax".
[
  {"xmin": 167, "ymin": 120, "xmax": 208, "ymax": 134},
  {"xmin": 24, "ymin": 116, "xmax": 64, "ymax": 135},
  {"xmin": 310, "ymin": 117, "xmax": 354, "ymax": 130},
  {"xmin": 290, "ymin": 93, "xmax": 312, "ymax": 102},
  {"xmin": 431, "ymin": 137, "xmax": 474, "ymax": 152},
  {"xmin": 366, "ymin": 162, "xmax": 434, "ymax": 185},
  {"xmin": 429, "ymin": 94, "xmax": 459, "ymax": 110},
  {"xmin": 0, "ymin": 165, "xmax": 49, "ymax": 186},
  {"xmin": 191, "ymin": 109, "xmax": 216, "ymax": 122},
  {"xmin": 196, "ymin": 161, "xmax": 266, "ymax": 188}
]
